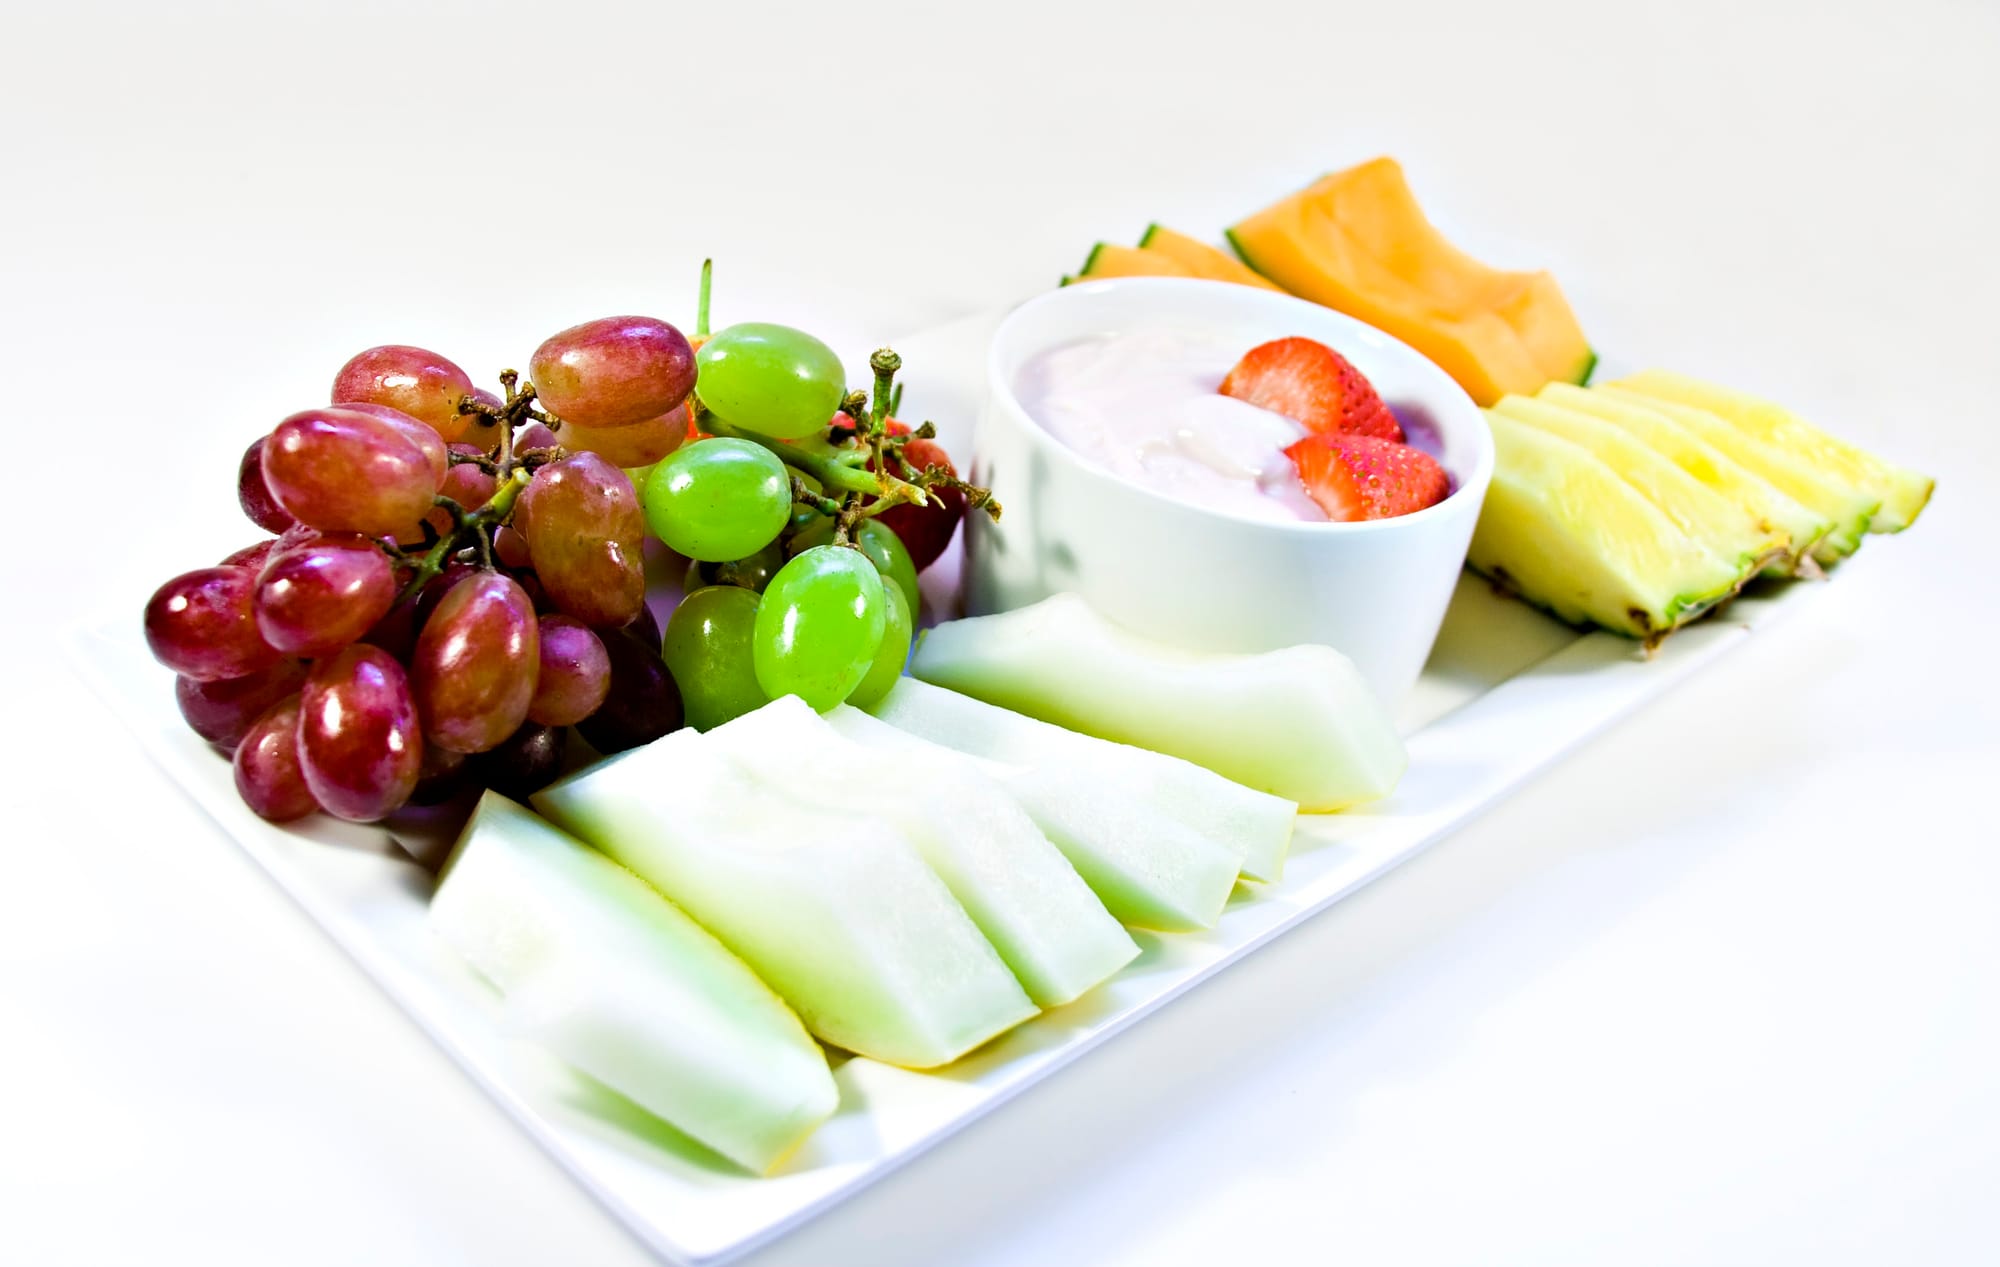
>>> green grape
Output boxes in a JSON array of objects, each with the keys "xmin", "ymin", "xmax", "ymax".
[
  {"xmin": 661, "ymin": 586, "xmax": 769, "ymax": 731},
  {"xmin": 694, "ymin": 323, "xmax": 846, "ymax": 441},
  {"xmin": 642, "ymin": 438, "xmax": 790, "ymax": 562},
  {"xmin": 752, "ymin": 546, "xmax": 886, "ymax": 711},
  {"xmin": 683, "ymin": 538, "xmax": 786, "ymax": 594},
  {"xmin": 789, "ymin": 517, "xmax": 921, "ymax": 617},
  {"xmin": 846, "ymin": 581, "xmax": 912, "ymax": 709}
]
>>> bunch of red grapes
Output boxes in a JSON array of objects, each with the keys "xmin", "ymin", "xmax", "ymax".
[{"xmin": 145, "ymin": 319, "xmax": 697, "ymax": 825}]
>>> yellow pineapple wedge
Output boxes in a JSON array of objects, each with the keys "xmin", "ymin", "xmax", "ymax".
[
  {"xmin": 1536, "ymin": 383, "xmax": 1834, "ymax": 573},
  {"xmin": 1491, "ymin": 394, "xmax": 1792, "ymax": 579},
  {"xmin": 1469, "ymin": 412, "xmax": 1761, "ymax": 645},
  {"xmin": 1609, "ymin": 370, "xmax": 1933, "ymax": 534},
  {"xmin": 1595, "ymin": 387, "xmax": 1878, "ymax": 564}
]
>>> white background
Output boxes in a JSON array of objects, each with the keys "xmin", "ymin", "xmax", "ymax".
[{"xmin": 5, "ymin": 1, "xmax": 1998, "ymax": 1263}]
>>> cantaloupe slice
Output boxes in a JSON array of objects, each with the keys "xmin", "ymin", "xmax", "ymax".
[
  {"xmin": 1062, "ymin": 242, "xmax": 1195, "ymax": 286},
  {"xmin": 1137, "ymin": 225, "xmax": 1285, "ymax": 290},
  {"xmin": 1536, "ymin": 382, "xmax": 1833, "ymax": 571},
  {"xmin": 533, "ymin": 729, "xmax": 1037, "ymax": 1069},
  {"xmin": 862, "ymin": 679, "xmax": 1279, "ymax": 926},
  {"xmin": 429, "ymin": 792, "xmax": 837, "ymax": 1172},
  {"xmin": 705, "ymin": 698, "xmax": 1138, "ymax": 1008},
  {"xmin": 1491, "ymin": 395, "xmax": 1790, "ymax": 577},
  {"xmin": 909, "ymin": 593, "xmax": 1403, "ymax": 812},
  {"xmin": 1470, "ymin": 412, "xmax": 1756, "ymax": 641},
  {"xmin": 1595, "ymin": 387, "xmax": 1879, "ymax": 563},
  {"xmin": 1609, "ymin": 370, "xmax": 1933, "ymax": 534}
]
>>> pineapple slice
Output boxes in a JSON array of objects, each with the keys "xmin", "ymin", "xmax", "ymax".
[
  {"xmin": 1491, "ymin": 394, "xmax": 1791, "ymax": 577},
  {"xmin": 1595, "ymin": 387, "xmax": 1878, "ymax": 564},
  {"xmin": 1537, "ymin": 383, "xmax": 1834, "ymax": 571},
  {"xmin": 1469, "ymin": 412, "xmax": 1757, "ymax": 643},
  {"xmin": 1609, "ymin": 370, "xmax": 1932, "ymax": 533}
]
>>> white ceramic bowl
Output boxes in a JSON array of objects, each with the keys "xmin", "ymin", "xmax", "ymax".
[{"xmin": 964, "ymin": 277, "xmax": 1492, "ymax": 705}]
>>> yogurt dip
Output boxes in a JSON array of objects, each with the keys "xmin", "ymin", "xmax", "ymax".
[{"xmin": 1014, "ymin": 330, "xmax": 1327, "ymax": 523}]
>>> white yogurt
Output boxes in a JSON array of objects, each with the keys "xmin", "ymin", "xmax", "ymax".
[{"xmin": 1015, "ymin": 331, "xmax": 1327, "ymax": 523}]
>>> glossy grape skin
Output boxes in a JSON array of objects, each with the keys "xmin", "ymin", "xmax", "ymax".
[
  {"xmin": 410, "ymin": 571, "xmax": 539, "ymax": 754},
  {"xmin": 512, "ymin": 421, "xmax": 559, "ymax": 454},
  {"xmin": 232, "ymin": 697, "xmax": 320, "ymax": 822},
  {"xmin": 661, "ymin": 585, "xmax": 769, "ymax": 731},
  {"xmin": 427, "ymin": 443, "xmax": 497, "ymax": 537},
  {"xmin": 683, "ymin": 537, "xmax": 785, "ymax": 594},
  {"xmin": 296, "ymin": 645, "xmax": 422, "ymax": 821},
  {"xmin": 238, "ymin": 438, "xmax": 297, "ymax": 533},
  {"xmin": 492, "ymin": 525, "xmax": 533, "ymax": 571},
  {"xmin": 220, "ymin": 539, "xmax": 278, "ymax": 572},
  {"xmin": 262, "ymin": 407, "xmax": 440, "ymax": 536},
  {"xmin": 560, "ymin": 405, "xmax": 688, "ymax": 469},
  {"xmin": 474, "ymin": 722, "xmax": 569, "ymax": 800},
  {"xmin": 574, "ymin": 627, "xmax": 683, "ymax": 754},
  {"xmin": 144, "ymin": 566, "xmax": 281, "ymax": 682},
  {"xmin": 530, "ymin": 315, "xmax": 696, "ymax": 430},
  {"xmin": 752, "ymin": 545, "xmax": 887, "ymax": 711},
  {"xmin": 789, "ymin": 516, "xmax": 921, "ymax": 616},
  {"xmin": 846, "ymin": 581, "xmax": 912, "ymax": 709},
  {"xmin": 525, "ymin": 615, "xmax": 610, "ymax": 726},
  {"xmin": 694, "ymin": 323, "xmax": 846, "ymax": 441},
  {"xmin": 332, "ymin": 344, "xmax": 477, "ymax": 443},
  {"xmin": 334, "ymin": 401, "xmax": 451, "ymax": 489},
  {"xmin": 175, "ymin": 659, "xmax": 309, "ymax": 749},
  {"xmin": 513, "ymin": 452, "xmax": 646, "ymax": 628},
  {"xmin": 641, "ymin": 438, "xmax": 790, "ymax": 562},
  {"xmin": 252, "ymin": 536, "xmax": 397, "ymax": 657}
]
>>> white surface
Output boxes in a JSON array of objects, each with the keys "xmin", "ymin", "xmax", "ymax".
[
  {"xmin": 972, "ymin": 279, "xmax": 1491, "ymax": 703},
  {"xmin": 3, "ymin": 2, "xmax": 1997, "ymax": 1265}
]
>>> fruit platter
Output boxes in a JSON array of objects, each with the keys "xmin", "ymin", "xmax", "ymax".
[{"xmin": 77, "ymin": 158, "xmax": 1931, "ymax": 1265}]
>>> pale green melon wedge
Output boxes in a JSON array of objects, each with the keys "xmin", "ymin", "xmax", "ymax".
[
  {"xmin": 1492, "ymin": 395, "xmax": 1790, "ymax": 576},
  {"xmin": 430, "ymin": 793, "xmax": 836, "ymax": 1172},
  {"xmin": 1536, "ymin": 382, "xmax": 1833, "ymax": 571},
  {"xmin": 1471, "ymin": 412, "xmax": 1754, "ymax": 642},
  {"xmin": 907, "ymin": 593, "xmax": 1404, "ymax": 814},
  {"xmin": 534, "ymin": 730, "xmax": 1037, "ymax": 1069},
  {"xmin": 1596, "ymin": 387, "xmax": 1878, "ymax": 563},
  {"xmin": 864, "ymin": 678, "xmax": 1267, "ymax": 927},
  {"xmin": 1611, "ymin": 369, "xmax": 1933, "ymax": 533},
  {"xmin": 707, "ymin": 698, "xmax": 1138, "ymax": 1008}
]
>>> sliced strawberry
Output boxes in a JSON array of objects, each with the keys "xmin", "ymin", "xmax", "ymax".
[
  {"xmin": 1284, "ymin": 433, "xmax": 1449, "ymax": 522},
  {"xmin": 1221, "ymin": 336, "xmax": 1403, "ymax": 442}
]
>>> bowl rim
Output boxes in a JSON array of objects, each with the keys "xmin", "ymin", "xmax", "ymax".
[{"xmin": 984, "ymin": 276, "xmax": 1494, "ymax": 537}]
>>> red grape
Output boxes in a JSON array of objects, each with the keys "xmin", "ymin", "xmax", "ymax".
[
  {"xmin": 427, "ymin": 443, "xmax": 497, "ymax": 537},
  {"xmin": 473, "ymin": 722, "xmax": 568, "ymax": 800},
  {"xmin": 238, "ymin": 437, "xmax": 297, "ymax": 533},
  {"xmin": 144, "ymin": 566, "xmax": 281, "ymax": 681},
  {"xmin": 410, "ymin": 571, "xmax": 539, "ymax": 754},
  {"xmin": 297, "ymin": 645, "xmax": 423, "ymax": 821},
  {"xmin": 253, "ymin": 535, "xmax": 397, "ymax": 656},
  {"xmin": 558, "ymin": 405, "xmax": 688, "ymax": 469},
  {"xmin": 359, "ymin": 586, "xmax": 425, "ymax": 663},
  {"xmin": 513, "ymin": 452, "xmax": 646, "ymax": 628},
  {"xmin": 492, "ymin": 525, "xmax": 532, "ymax": 570},
  {"xmin": 331, "ymin": 345, "xmax": 477, "ymax": 443},
  {"xmin": 410, "ymin": 743, "xmax": 473, "ymax": 806},
  {"xmin": 513, "ymin": 422, "xmax": 559, "ymax": 454},
  {"xmin": 527, "ymin": 614, "xmax": 610, "ymax": 726},
  {"xmin": 220, "ymin": 539, "xmax": 277, "ymax": 572},
  {"xmin": 574, "ymin": 626, "xmax": 683, "ymax": 754},
  {"xmin": 233, "ymin": 696, "xmax": 320, "ymax": 822},
  {"xmin": 175, "ymin": 659, "xmax": 309, "ymax": 749},
  {"xmin": 262, "ymin": 407, "xmax": 439, "ymax": 536},
  {"xmin": 529, "ymin": 316, "xmax": 695, "ymax": 430},
  {"xmin": 336, "ymin": 402, "xmax": 450, "ymax": 487}
]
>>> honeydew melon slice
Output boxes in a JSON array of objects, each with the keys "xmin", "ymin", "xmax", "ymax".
[
  {"xmin": 908, "ymin": 593, "xmax": 1405, "ymax": 813},
  {"xmin": 1594, "ymin": 387, "xmax": 1879, "ymax": 563},
  {"xmin": 429, "ymin": 792, "xmax": 836, "ymax": 1172},
  {"xmin": 533, "ymin": 729, "xmax": 1037, "ymax": 1069},
  {"xmin": 1610, "ymin": 369, "xmax": 1933, "ymax": 533},
  {"xmin": 1470, "ymin": 412, "xmax": 1754, "ymax": 642},
  {"xmin": 1490, "ymin": 395, "xmax": 1791, "ymax": 576},
  {"xmin": 864, "ymin": 678, "xmax": 1283, "ymax": 927},
  {"xmin": 1535, "ymin": 382, "xmax": 1834, "ymax": 571},
  {"xmin": 708, "ymin": 698, "xmax": 1139, "ymax": 1007}
]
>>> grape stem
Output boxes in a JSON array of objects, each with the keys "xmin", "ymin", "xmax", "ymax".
[
  {"xmin": 696, "ymin": 259, "xmax": 713, "ymax": 340},
  {"xmin": 705, "ymin": 417, "xmax": 927, "ymax": 506}
]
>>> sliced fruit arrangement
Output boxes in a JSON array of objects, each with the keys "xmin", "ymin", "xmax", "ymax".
[
  {"xmin": 431, "ymin": 792, "xmax": 838, "ymax": 1173},
  {"xmin": 1062, "ymin": 158, "xmax": 1594, "ymax": 406},
  {"xmin": 908, "ymin": 593, "xmax": 1405, "ymax": 812},
  {"xmin": 1470, "ymin": 373, "xmax": 1932, "ymax": 643}
]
